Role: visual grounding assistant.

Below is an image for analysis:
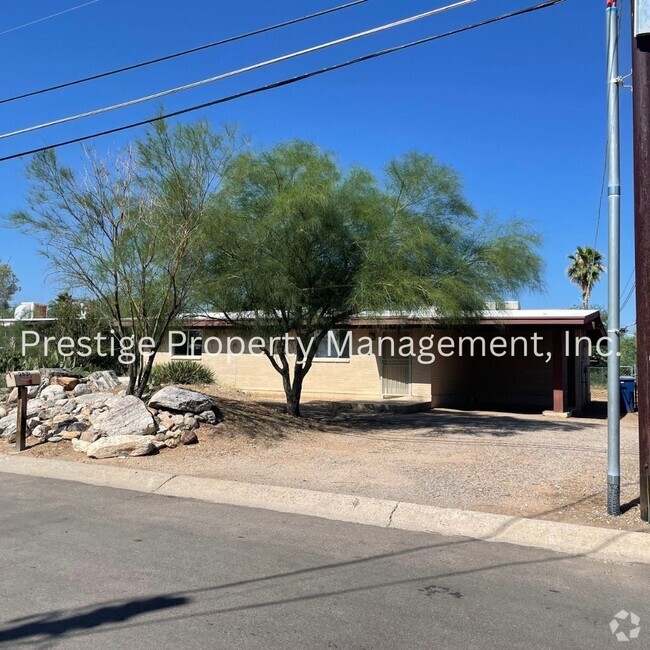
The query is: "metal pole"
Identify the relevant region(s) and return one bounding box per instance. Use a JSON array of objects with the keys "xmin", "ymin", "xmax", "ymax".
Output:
[
  {"xmin": 606, "ymin": 0, "xmax": 622, "ymax": 516},
  {"xmin": 632, "ymin": 0, "xmax": 650, "ymax": 523}
]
